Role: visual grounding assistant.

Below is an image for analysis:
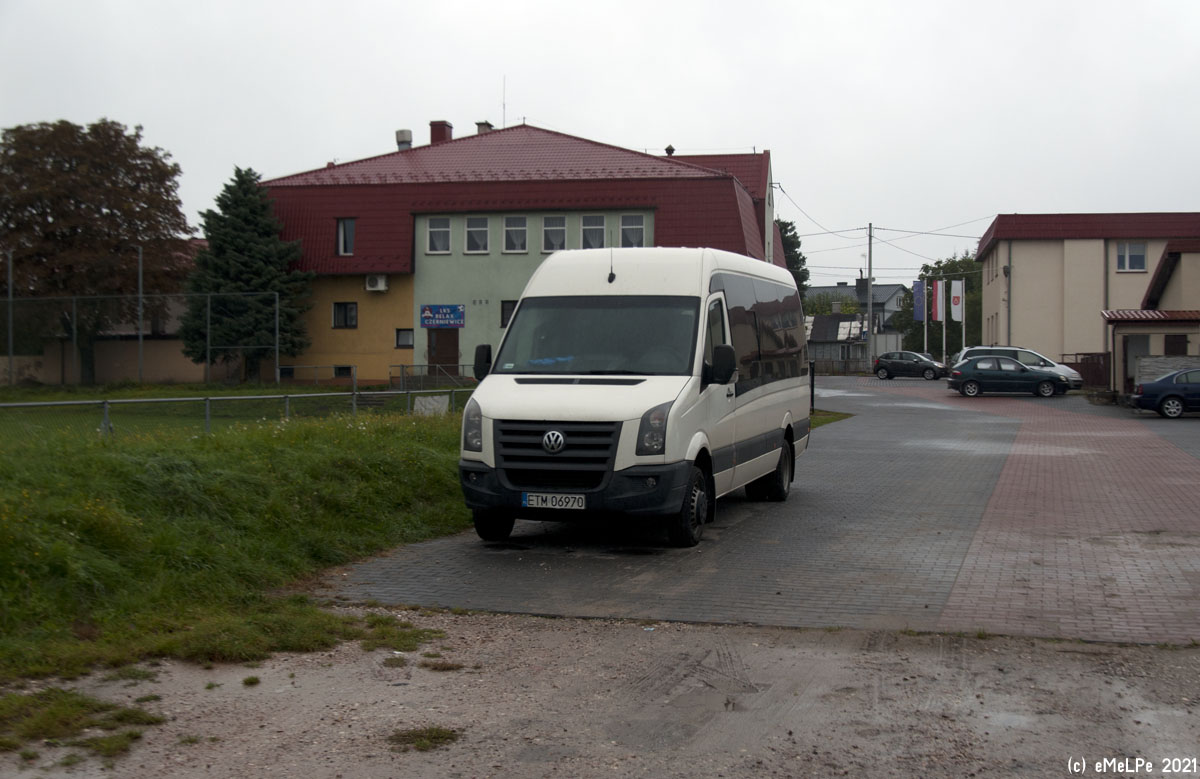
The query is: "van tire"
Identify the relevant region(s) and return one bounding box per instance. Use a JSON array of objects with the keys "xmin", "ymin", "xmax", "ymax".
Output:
[
  {"xmin": 473, "ymin": 510, "xmax": 515, "ymax": 542},
  {"xmin": 747, "ymin": 442, "xmax": 793, "ymax": 502},
  {"xmin": 666, "ymin": 465, "xmax": 709, "ymax": 547}
]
